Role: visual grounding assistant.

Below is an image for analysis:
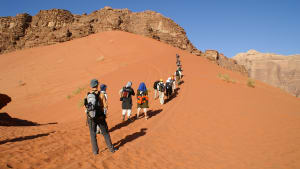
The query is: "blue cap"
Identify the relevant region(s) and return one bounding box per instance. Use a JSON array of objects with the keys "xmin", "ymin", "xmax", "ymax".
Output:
[{"xmin": 100, "ymin": 84, "xmax": 107, "ymax": 91}]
